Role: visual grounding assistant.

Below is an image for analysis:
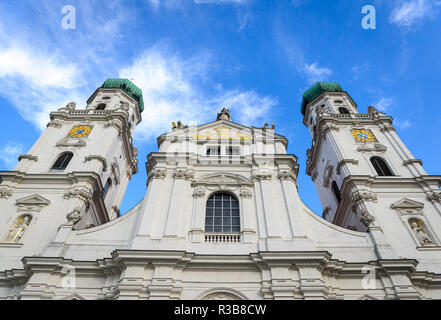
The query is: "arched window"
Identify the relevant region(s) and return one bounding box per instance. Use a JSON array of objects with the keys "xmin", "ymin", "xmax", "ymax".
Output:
[
  {"xmin": 96, "ymin": 103, "xmax": 106, "ymax": 110},
  {"xmin": 102, "ymin": 178, "xmax": 112, "ymax": 199},
  {"xmin": 52, "ymin": 152, "xmax": 73, "ymax": 170},
  {"xmin": 338, "ymin": 107, "xmax": 350, "ymax": 114},
  {"xmin": 370, "ymin": 157, "xmax": 394, "ymax": 176},
  {"xmin": 332, "ymin": 181, "xmax": 342, "ymax": 204},
  {"xmin": 205, "ymin": 193, "xmax": 240, "ymax": 233}
]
